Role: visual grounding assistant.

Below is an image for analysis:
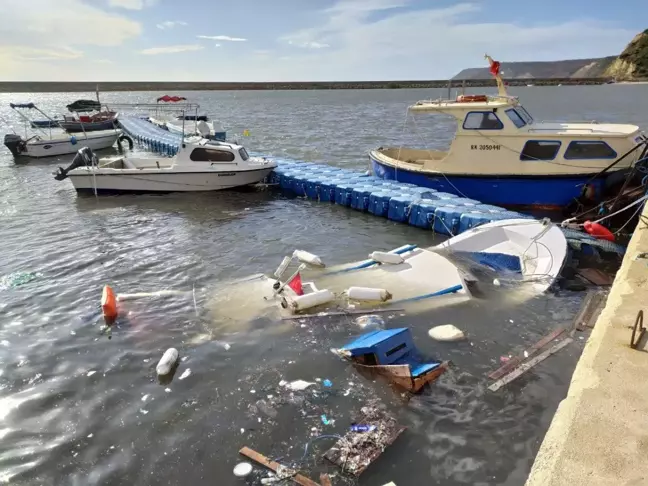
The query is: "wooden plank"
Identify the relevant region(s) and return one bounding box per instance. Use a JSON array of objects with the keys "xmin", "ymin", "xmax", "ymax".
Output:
[
  {"xmin": 282, "ymin": 308, "xmax": 404, "ymax": 320},
  {"xmin": 572, "ymin": 289, "xmax": 608, "ymax": 331},
  {"xmin": 239, "ymin": 446, "xmax": 321, "ymax": 486},
  {"xmin": 488, "ymin": 327, "xmax": 566, "ymax": 380},
  {"xmin": 576, "ymin": 268, "xmax": 614, "ymax": 286},
  {"xmin": 488, "ymin": 338, "xmax": 573, "ymax": 392},
  {"xmin": 319, "ymin": 474, "xmax": 332, "ymax": 486}
]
